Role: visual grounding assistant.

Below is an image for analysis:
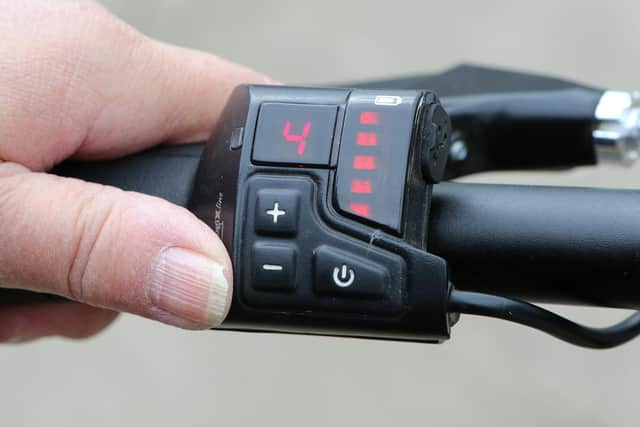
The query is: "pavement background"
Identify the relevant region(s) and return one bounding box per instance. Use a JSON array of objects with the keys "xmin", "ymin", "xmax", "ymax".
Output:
[{"xmin": 2, "ymin": 1, "xmax": 640, "ymax": 426}]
